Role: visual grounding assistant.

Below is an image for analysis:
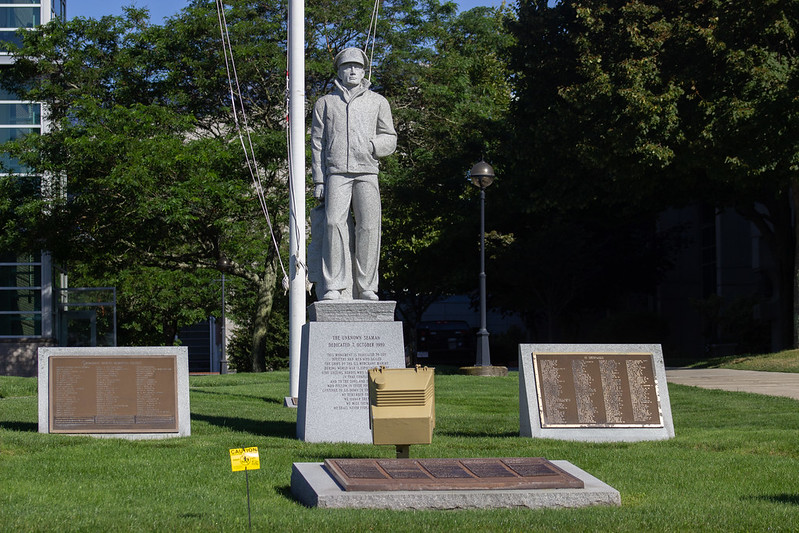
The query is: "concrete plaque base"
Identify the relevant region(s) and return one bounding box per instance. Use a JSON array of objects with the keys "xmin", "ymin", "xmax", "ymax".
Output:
[
  {"xmin": 459, "ymin": 365, "xmax": 509, "ymax": 377},
  {"xmin": 291, "ymin": 460, "xmax": 620, "ymax": 509},
  {"xmin": 38, "ymin": 347, "xmax": 190, "ymax": 439},
  {"xmin": 519, "ymin": 344, "xmax": 675, "ymax": 442}
]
